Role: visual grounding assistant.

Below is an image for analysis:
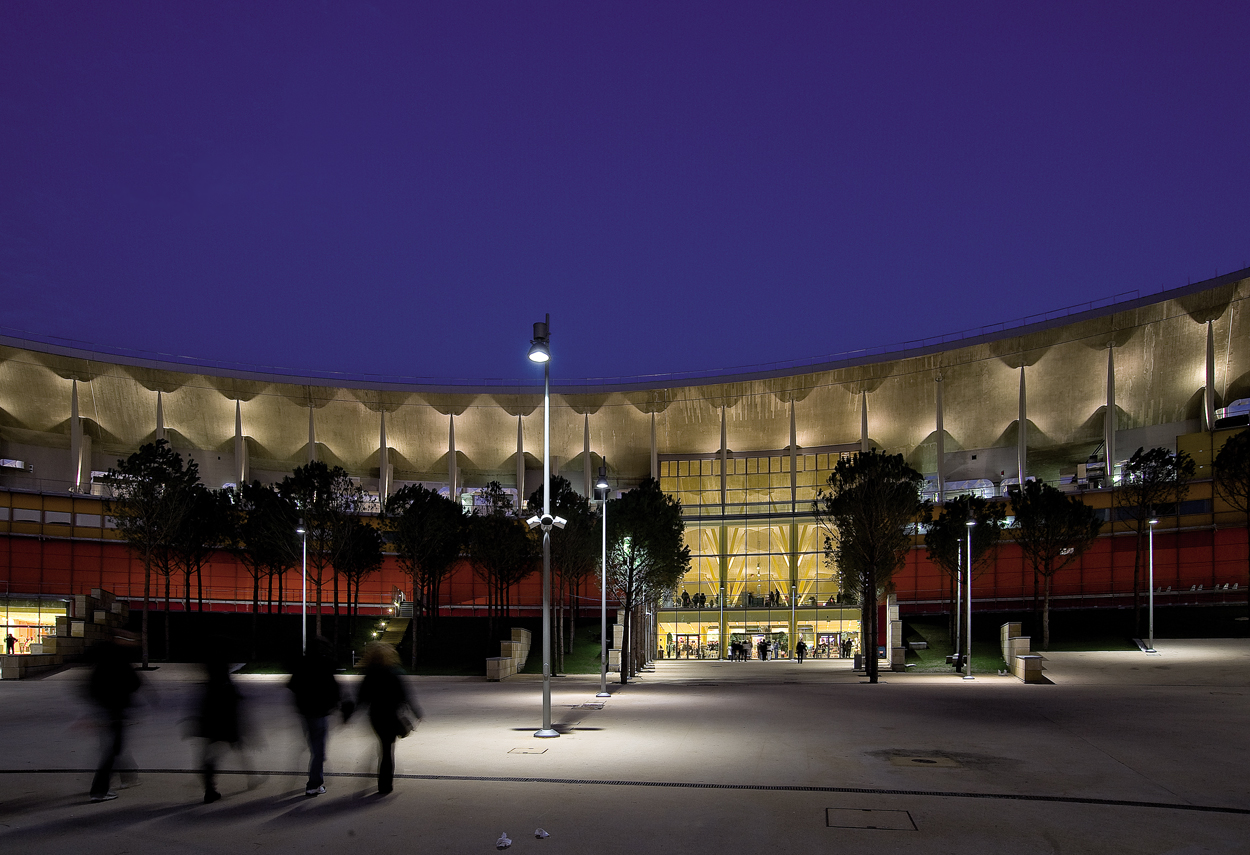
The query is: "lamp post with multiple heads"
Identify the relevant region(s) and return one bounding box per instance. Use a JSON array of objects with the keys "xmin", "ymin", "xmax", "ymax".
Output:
[
  {"xmin": 296, "ymin": 519, "xmax": 308, "ymax": 654},
  {"xmin": 1148, "ymin": 517, "xmax": 1159, "ymax": 652},
  {"xmin": 595, "ymin": 463, "xmax": 611, "ymax": 698},
  {"xmin": 964, "ymin": 518, "xmax": 976, "ymax": 680},
  {"xmin": 527, "ymin": 316, "xmax": 564, "ymax": 738}
]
